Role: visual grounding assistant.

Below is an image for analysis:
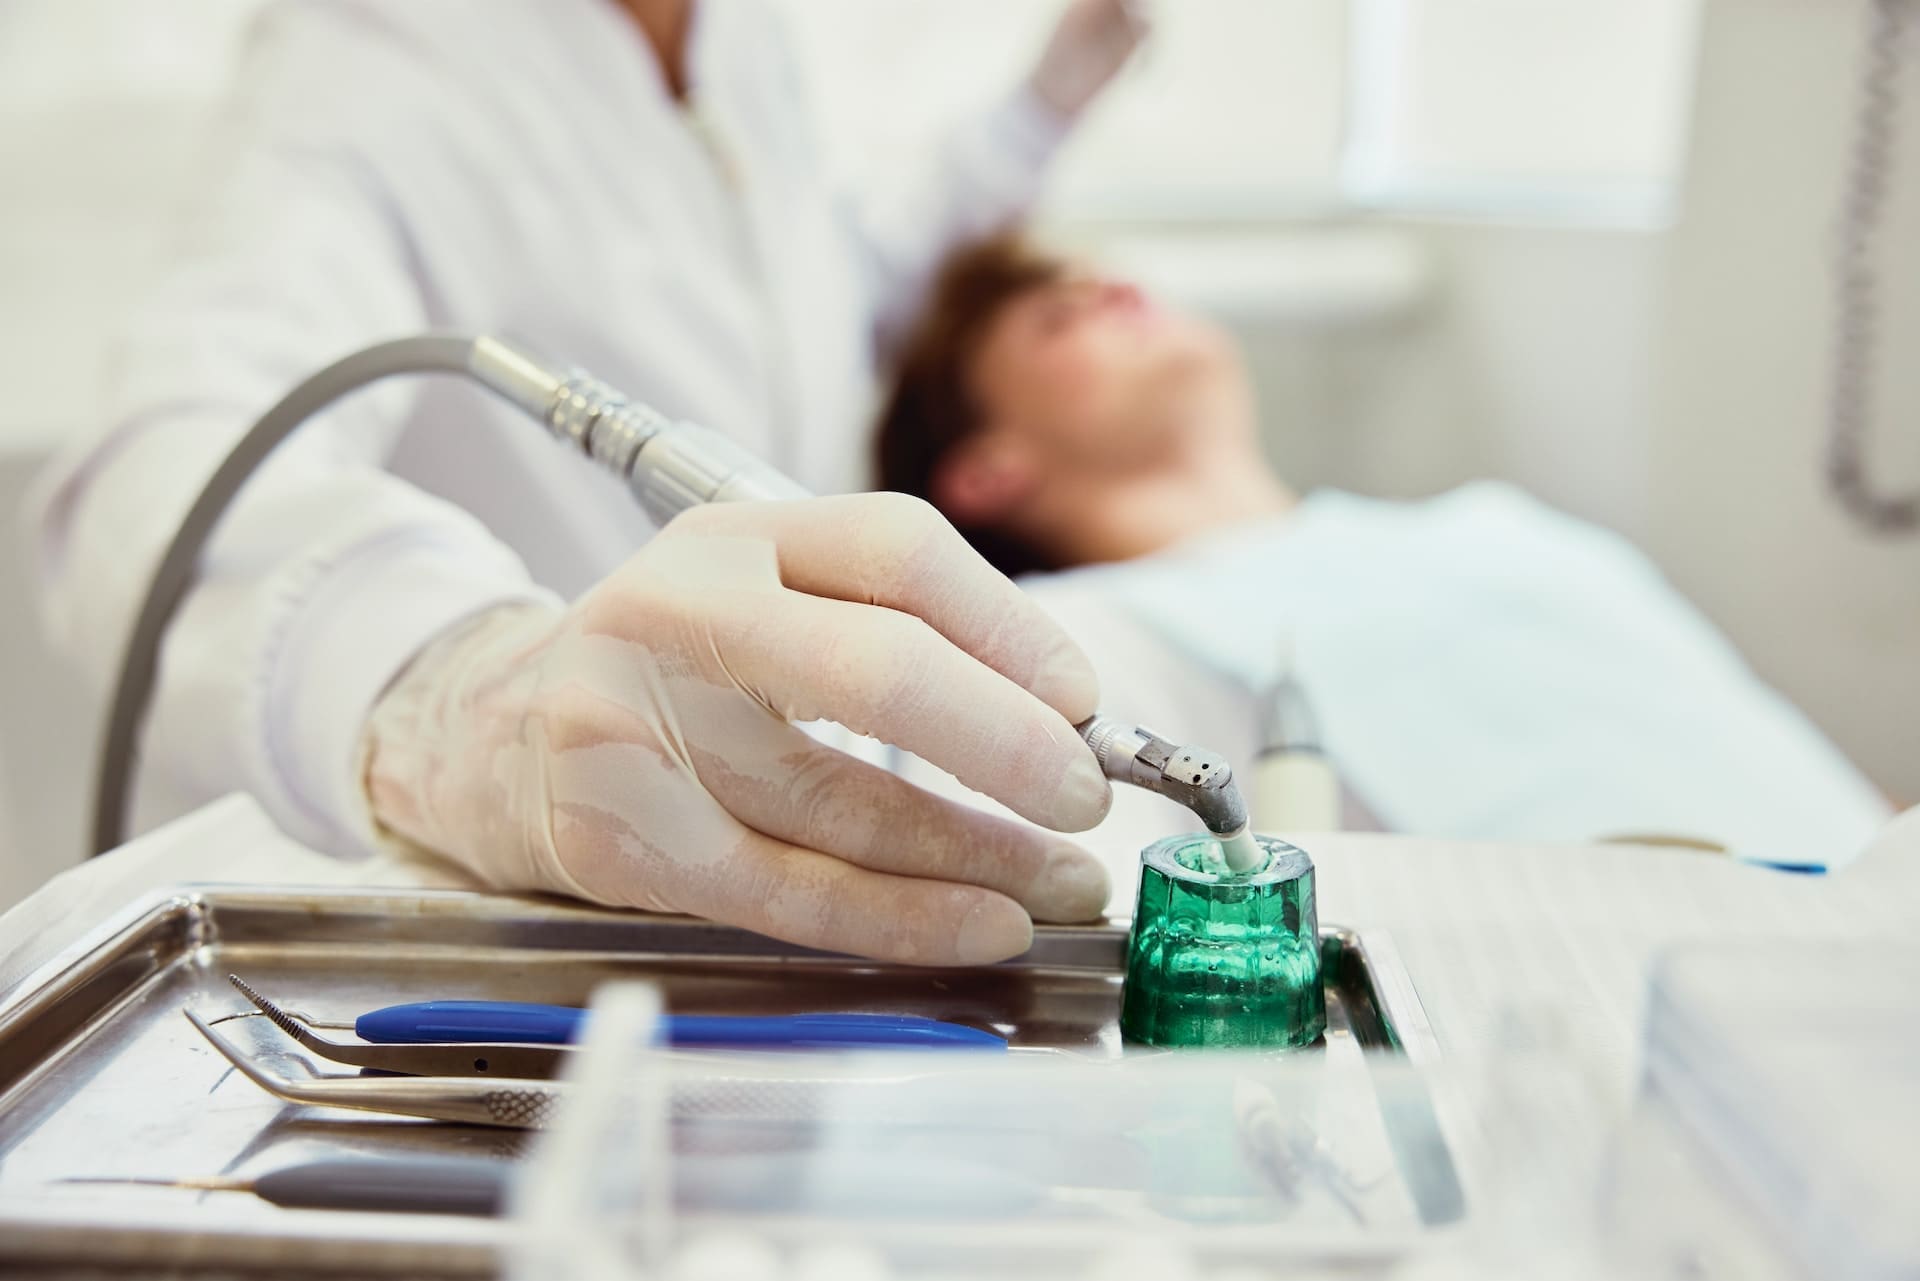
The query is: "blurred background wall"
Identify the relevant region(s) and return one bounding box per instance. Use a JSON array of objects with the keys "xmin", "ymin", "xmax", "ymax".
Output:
[
  {"xmin": 0, "ymin": 0, "xmax": 262, "ymax": 908},
  {"xmin": 1650, "ymin": 0, "xmax": 1920, "ymax": 826},
  {"xmin": 0, "ymin": 0, "xmax": 1914, "ymax": 910}
]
